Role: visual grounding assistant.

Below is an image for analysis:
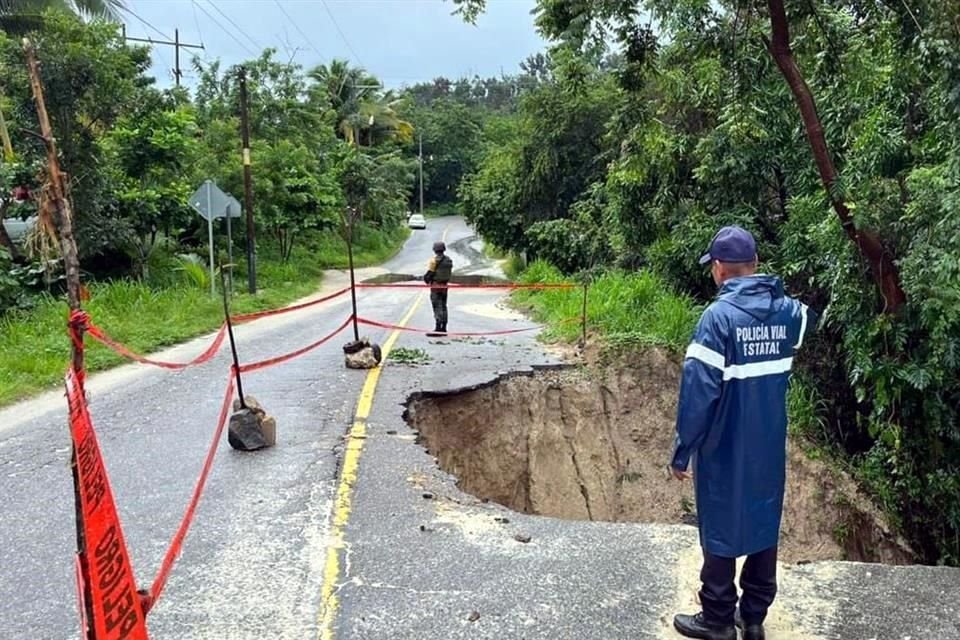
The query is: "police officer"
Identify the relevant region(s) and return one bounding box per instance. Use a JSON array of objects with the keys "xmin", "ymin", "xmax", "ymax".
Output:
[
  {"xmin": 671, "ymin": 226, "xmax": 816, "ymax": 640},
  {"xmin": 424, "ymin": 241, "xmax": 453, "ymax": 334}
]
